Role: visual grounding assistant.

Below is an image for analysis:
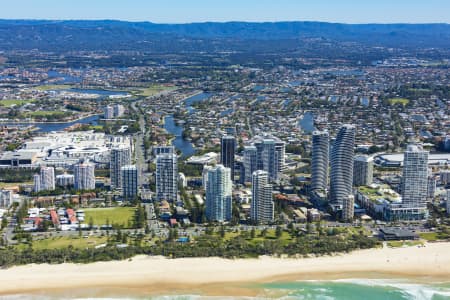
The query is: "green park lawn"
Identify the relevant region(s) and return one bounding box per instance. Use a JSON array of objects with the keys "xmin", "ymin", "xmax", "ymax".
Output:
[
  {"xmin": 134, "ymin": 85, "xmax": 176, "ymax": 97},
  {"xmin": 387, "ymin": 240, "xmax": 423, "ymax": 248},
  {"xmin": 388, "ymin": 98, "xmax": 409, "ymax": 106},
  {"xmin": 30, "ymin": 235, "xmax": 108, "ymax": 250},
  {"xmin": 0, "ymin": 99, "xmax": 35, "ymax": 107},
  {"xmin": 26, "ymin": 111, "xmax": 68, "ymax": 117},
  {"xmin": 35, "ymin": 84, "xmax": 73, "ymax": 91},
  {"xmin": 419, "ymin": 232, "xmax": 439, "ymax": 241},
  {"xmin": 83, "ymin": 207, "xmax": 135, "ymax": 228}
]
